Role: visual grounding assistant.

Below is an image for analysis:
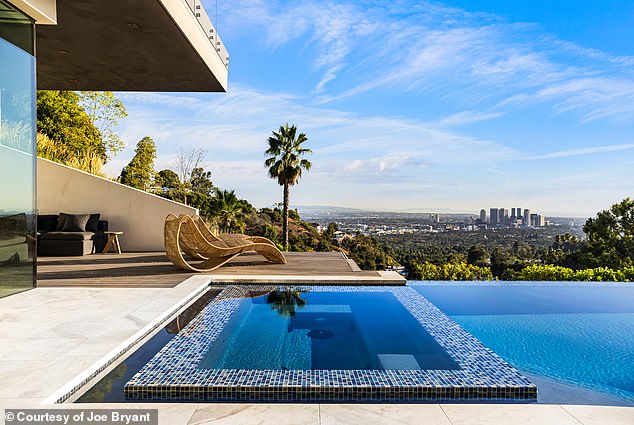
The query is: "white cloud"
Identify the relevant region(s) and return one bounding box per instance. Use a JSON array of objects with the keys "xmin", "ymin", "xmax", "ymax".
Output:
[
  {"xmin": 218, "ymin": 1, "xmax": 634, "ymax": 123},
  {"xmin": 522, "ymin": 143, "xmax": 634, "ymax": 160},
  {"xmin": 342, "ymin": 156, "xmax": 428, "ymax": 175},
  {"xmin": 435, "ymin": 110, "xmax": 505, "ymax": 127}
]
